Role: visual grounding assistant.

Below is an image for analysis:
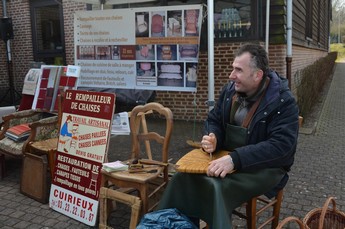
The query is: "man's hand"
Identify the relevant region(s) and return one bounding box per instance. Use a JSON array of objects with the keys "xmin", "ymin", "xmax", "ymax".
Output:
[
  {"xmin": 201, "ymin": 133, "xmax": 217, "ymax": 153},
  {"xmin": 207, "ymin": 155, "xmax": 234, "ymax": 178}
]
